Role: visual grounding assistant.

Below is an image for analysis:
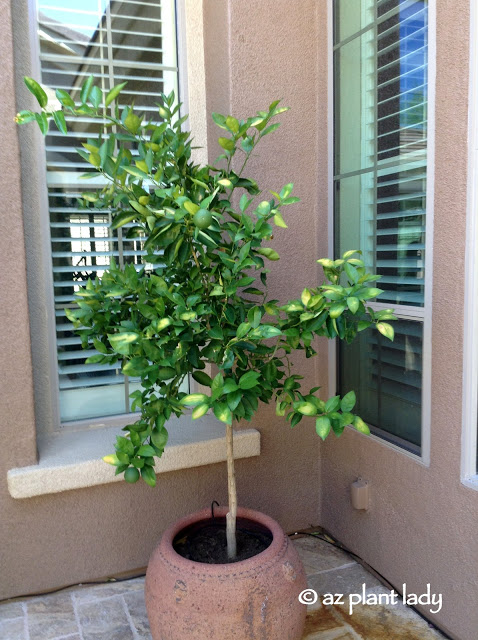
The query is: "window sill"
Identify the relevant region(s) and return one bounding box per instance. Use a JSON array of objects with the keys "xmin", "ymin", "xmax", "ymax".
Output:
[{"xmin": 7, "ymin": 416, "xmax": 260, "ymax": 499}]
